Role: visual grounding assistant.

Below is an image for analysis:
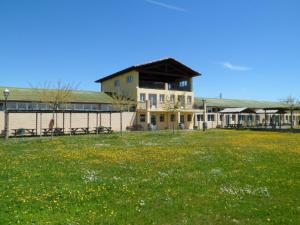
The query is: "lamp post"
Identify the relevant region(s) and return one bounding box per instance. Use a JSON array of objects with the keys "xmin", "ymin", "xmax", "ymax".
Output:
[{"xmin": 3, "ymin": 88, "xmax": 10, "ymax": 140}]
